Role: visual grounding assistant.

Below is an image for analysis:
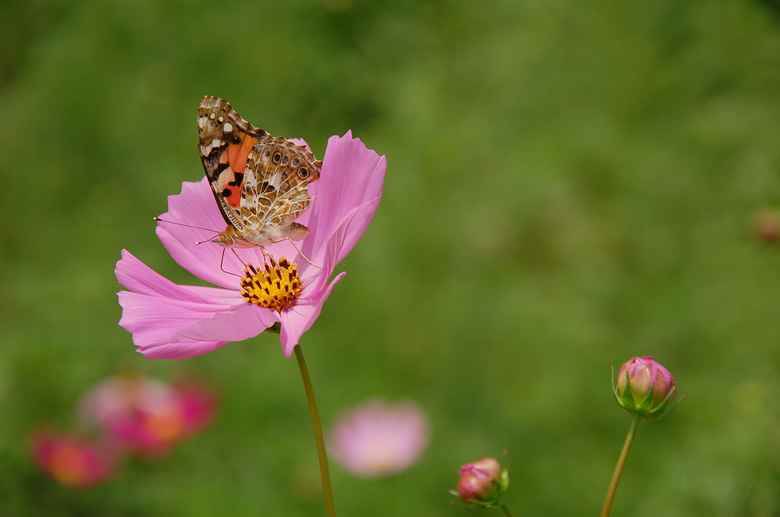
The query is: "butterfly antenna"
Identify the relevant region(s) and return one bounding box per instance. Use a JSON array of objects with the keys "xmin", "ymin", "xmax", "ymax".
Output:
[
  {"xmin": 155, "ymin": 217, "xmax": 222, "ymax": 245},
  {"xmin": 155, "ymin": 217, "xmax": 217, "ymax": 233}
]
